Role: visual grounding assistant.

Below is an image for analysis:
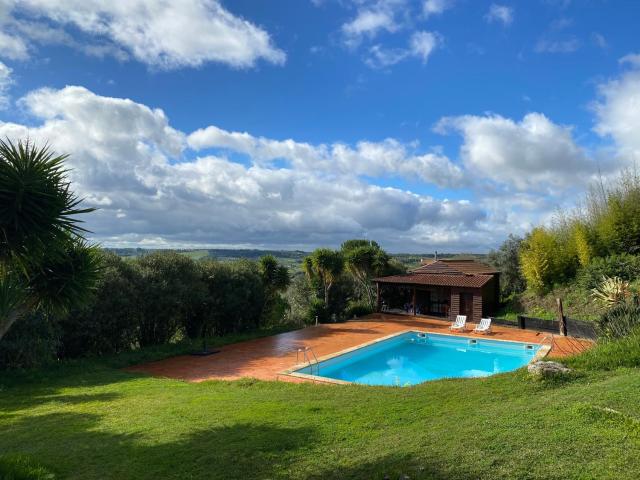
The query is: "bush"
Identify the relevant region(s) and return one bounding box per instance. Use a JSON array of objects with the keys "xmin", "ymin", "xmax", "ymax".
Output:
[
  {"xmin": 487, "ymin": 234, "xmax": 526, "ymax": 296},
  {"xmin": 58, "ymin": 253, "xmax": 140, "ymax": 358},
  {"xmin": 136, "ymin": 252, "xmax": 206, "ymax": 346},
  {"xmin": 576, "ymin": 253, "xmax": 640, "ymax": 290},
  {"xmin": 0, "ymin": 454, "xmax": 55, "ymax": 479},
  {"xmin": 306, "ymin": 297, "xmax": 329, "ymax": 324},
  {"xmin": 520, "ymin": 227, "xmax": 577, "ymax": 293},
  {"xmin": 597, "ymin": 297, "xmax": 640, "ymax": 339},
  {"xmin": 0, "ymin": 312, "xmax": 59, "ymax": 369},
  {"xmin": 198, "ymin": 260, "xmax": 265, "ymax": 336},
  {"xmin": 345, "ymin": 301, "xmax": 373, "ymax": 319}
]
